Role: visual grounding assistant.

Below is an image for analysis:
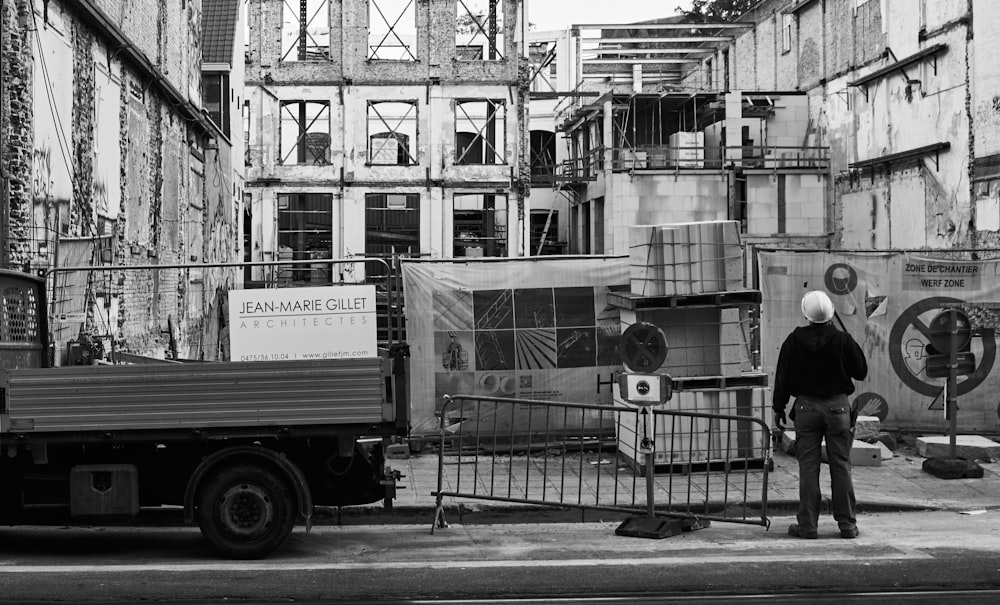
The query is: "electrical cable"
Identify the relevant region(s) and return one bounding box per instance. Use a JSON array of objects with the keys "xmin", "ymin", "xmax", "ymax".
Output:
[{"xmin": 32, "ymin": 9, "xmax": 100, "ymax": 240}]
